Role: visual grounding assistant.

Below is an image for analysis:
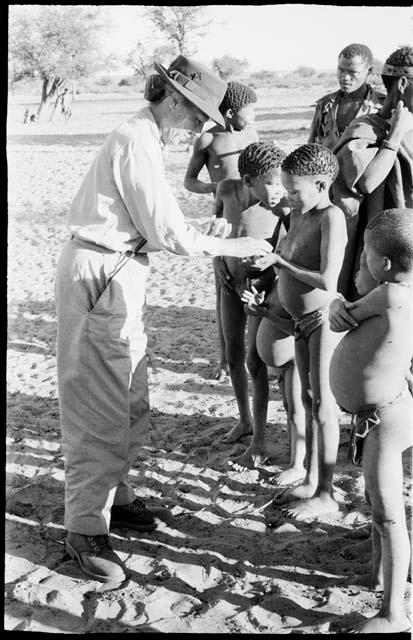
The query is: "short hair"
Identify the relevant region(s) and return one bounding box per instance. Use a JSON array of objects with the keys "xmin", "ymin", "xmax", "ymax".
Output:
[
  {"xmin": 381, "ymin": 46, "xmax": 413, "ymax": 91},
  {"xmin": 238, "ymin": 141, "xmax": 286, "ymax": 178},
  {"xmin": 144, "ymin": 74, "xmax": 167, "ymax": 102},
  {"xmin": 281, "ymin": 143, "xmax": 339, "ymax": 182},
  {"xmin": 219, "ymin": 81, "xmax": 257, "ymax": 116},
  {"xmin": 339, "ymin": 43, "xmax": 373, "ymax": 67},
  {"xmin": 365, "ymin": 208, "xmax": 413, "ymax": 272}
]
